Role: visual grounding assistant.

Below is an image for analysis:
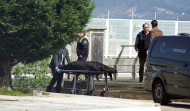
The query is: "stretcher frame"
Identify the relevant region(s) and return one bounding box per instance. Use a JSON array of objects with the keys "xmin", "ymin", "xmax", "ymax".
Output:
[{"xmin": 60, "ymin": 70, "xmax": 109, "ymax": 96}]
